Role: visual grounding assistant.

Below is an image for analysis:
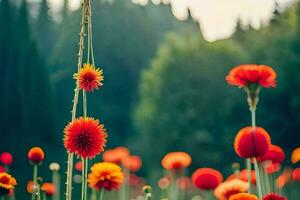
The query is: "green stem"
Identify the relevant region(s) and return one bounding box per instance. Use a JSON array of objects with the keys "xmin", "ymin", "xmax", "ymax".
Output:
[
  {"xmin": 81, "ymin": 158, "xmax": 85, "ymax": 200},
  {"xmin": 42, "ymin": 192, "xmax": 46, "ymax": 200},
  {"xmin": 254, "ymin": 158, "xmax": 263, "ymax": 200},
  {"xmin": 246, "ymin": 158, "xmax": 252, "ymax": 194},
  {"xmin": 32, "ymin": 165, "xmax": 38, "ymax": 200},
  {"xmin": 99, "ymin": 189, "xmax": 104, "ymax": 200},
  {"xmin": 84, "ymin": 158, "xmax": 88, "ymax": 200}
]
